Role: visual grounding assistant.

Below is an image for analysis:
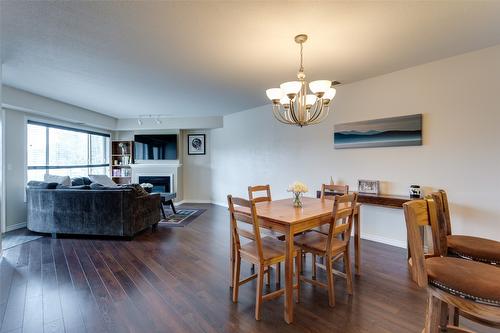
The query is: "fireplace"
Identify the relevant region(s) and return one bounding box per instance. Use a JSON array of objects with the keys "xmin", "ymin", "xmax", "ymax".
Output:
[{"xmin": 138, "ymin": 176, "xmax": 172, "ymax": 193}]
